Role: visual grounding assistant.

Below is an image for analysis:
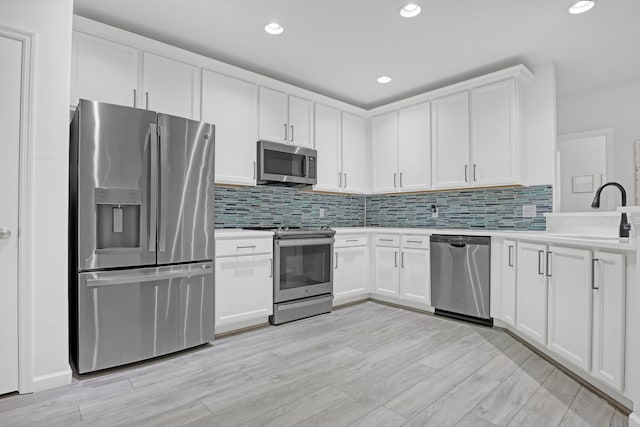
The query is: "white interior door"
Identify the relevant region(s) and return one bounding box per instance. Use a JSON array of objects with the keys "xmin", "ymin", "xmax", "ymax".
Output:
[
  {"xmin": 557, "ymin": 133, "xmax": 608, "ymax": 212},
  {"xmin": 0, "ymin": 32, "xmax": 21, "ymax": 395}
]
